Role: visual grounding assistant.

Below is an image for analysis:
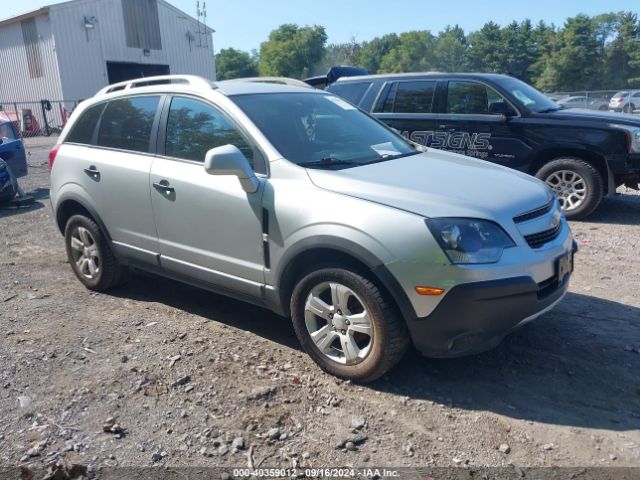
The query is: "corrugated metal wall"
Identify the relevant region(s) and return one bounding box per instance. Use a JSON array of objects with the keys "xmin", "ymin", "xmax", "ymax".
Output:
[
  {"xmin": 0, "ymin": 13, "xmax": 64, "ymax": 102},
  {"xmin": 0, "ymin": 0, "xmax": 215, "ymax": 105},
  {"xmin": 51, "ymin": 0, "xmax": 215, "ymax": 100}
]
